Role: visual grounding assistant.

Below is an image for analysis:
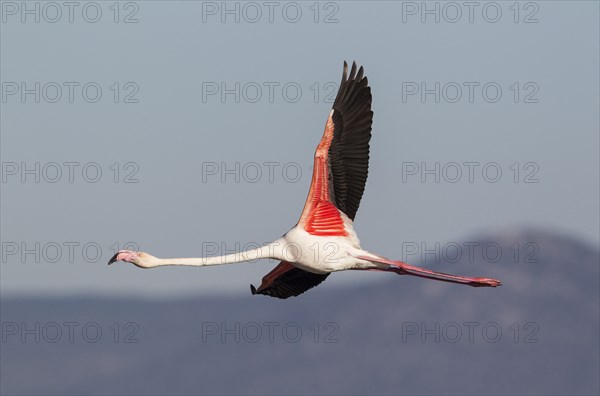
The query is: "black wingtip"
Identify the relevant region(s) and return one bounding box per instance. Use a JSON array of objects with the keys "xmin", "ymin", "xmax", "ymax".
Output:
[
  {"xmin": 356, "ymin": 66, "xmax": 364, "ymax": 80},
  {"xmin": 342, "ymin": 61, "xmax": 367, "ymax": 83},
  {"xmin": 107, "ymin": 252, "xmax": 119, "ymax": 265},
  {"xmin": 349, "ymin": 61, "xmax": 357, "ymax": 80}
]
